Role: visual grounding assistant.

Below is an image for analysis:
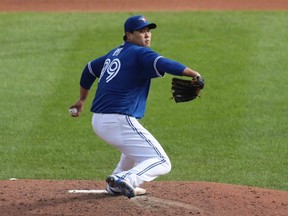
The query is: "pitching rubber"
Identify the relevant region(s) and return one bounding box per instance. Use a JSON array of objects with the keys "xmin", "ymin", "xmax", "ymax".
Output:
[{"xmin": 68, "ymin": 189, "xmax": 108, "ymax": 194}]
